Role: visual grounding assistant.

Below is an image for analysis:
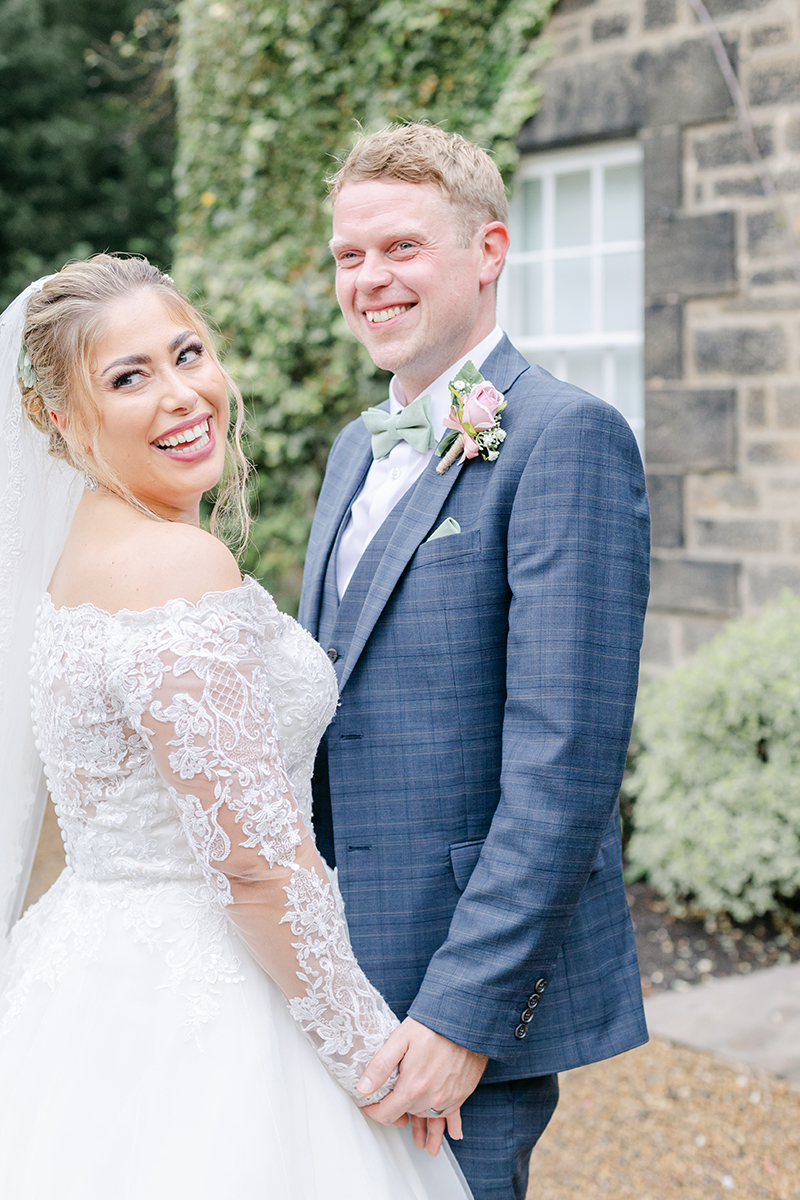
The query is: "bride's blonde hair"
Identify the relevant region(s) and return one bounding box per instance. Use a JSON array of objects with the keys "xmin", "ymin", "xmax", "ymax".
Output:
[{"xmin": 20, "ymin": 254, "xmax": 250, "ymax": 553}]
